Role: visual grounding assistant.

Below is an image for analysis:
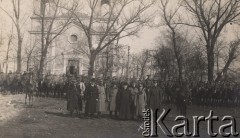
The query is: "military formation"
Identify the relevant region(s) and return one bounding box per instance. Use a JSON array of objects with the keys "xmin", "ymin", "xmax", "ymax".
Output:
[{"xmin": 0, "ymin": 71, "xmax": 240, "ymax": 120}]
